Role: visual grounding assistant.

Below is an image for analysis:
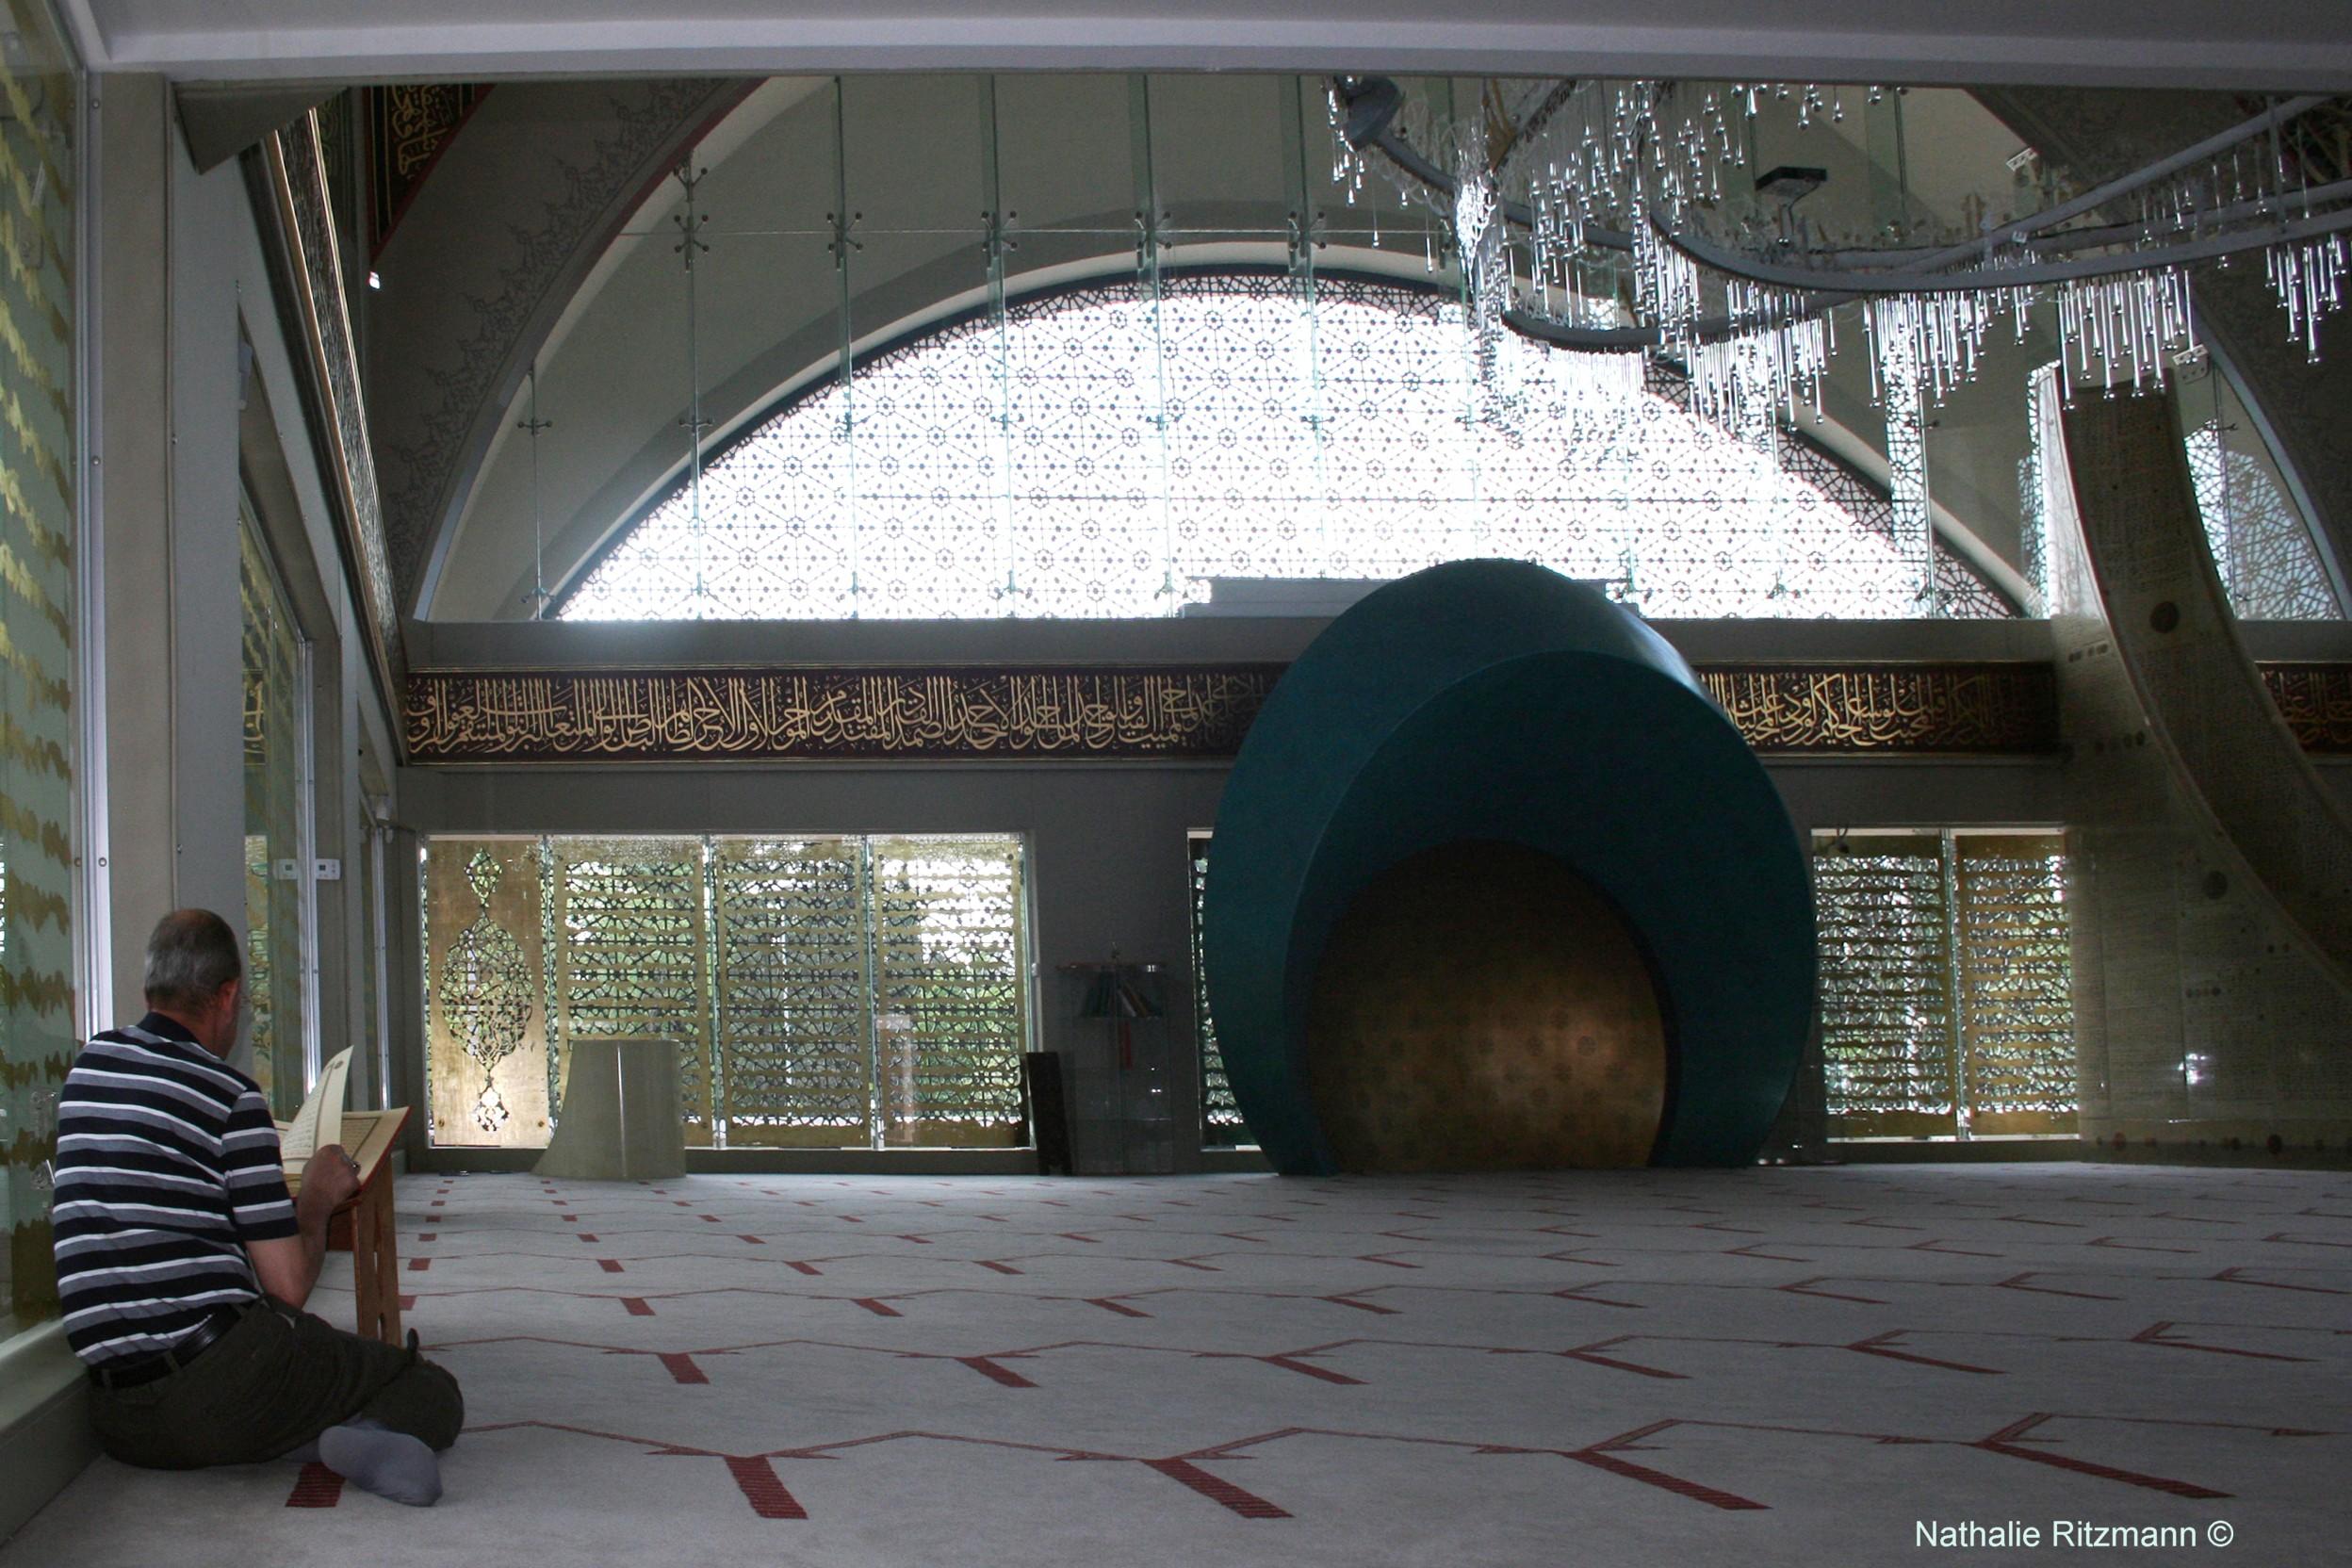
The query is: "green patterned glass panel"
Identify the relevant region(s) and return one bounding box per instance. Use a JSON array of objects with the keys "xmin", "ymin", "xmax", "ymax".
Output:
[
  {"xmin": 1814, "ymin": 836, "xmax": 1957, "ymax": 1140},
  {"xmin": 551, "ymin": 838, "xmax": 710, "ymax": 1139},
  {"xmin": 713, "ymin": 839, "xmax": 870, "ymax": 1147},
  {"xmin": 0, "ymin": 0, "xmax": 78, "ymax": 1342},
  {"xmin": 1952, "ymin": 835, "xmax": 2078, "ymax": 1136}
]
